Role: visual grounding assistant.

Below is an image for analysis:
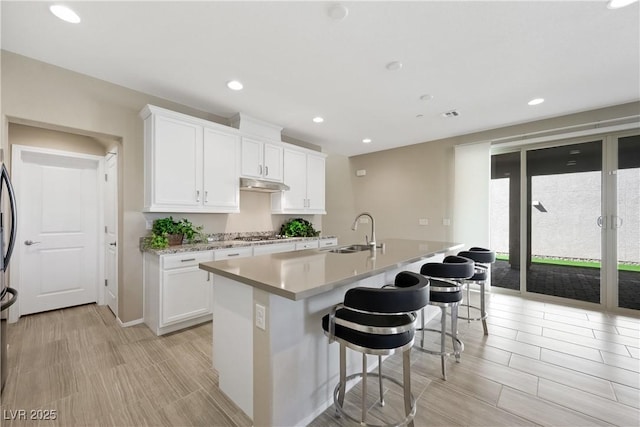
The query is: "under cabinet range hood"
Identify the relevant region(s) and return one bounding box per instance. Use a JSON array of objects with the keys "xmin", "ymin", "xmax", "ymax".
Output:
[{"xmin": 239, "ymin": 177, "xmax": 290, "ymax": 193}]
